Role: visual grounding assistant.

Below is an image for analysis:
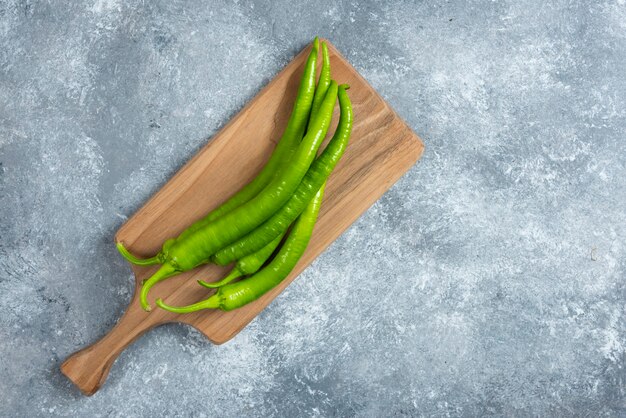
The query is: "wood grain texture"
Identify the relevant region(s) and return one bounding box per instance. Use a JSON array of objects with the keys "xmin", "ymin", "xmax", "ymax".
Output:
[{"xmin": 61, "ymin": 40, "xmax": 424, "ymax": 396}]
